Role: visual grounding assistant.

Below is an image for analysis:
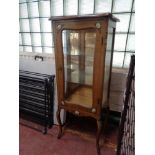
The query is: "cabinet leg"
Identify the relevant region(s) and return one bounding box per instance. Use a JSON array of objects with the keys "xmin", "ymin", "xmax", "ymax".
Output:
[
  {"xmin": 43, "ymin": 127, "xmax": 47, "ymax": 134},
  {"xmin": 96, "ymin": 120, "xmax": 102, "ymax": 155},
  {"xmin": 56, "ymin": 108, "xmax": 63, "ymax": 139},
  {"xmin": 103, "ymin": 107, "xmax": 110, "ymax": 133}
]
